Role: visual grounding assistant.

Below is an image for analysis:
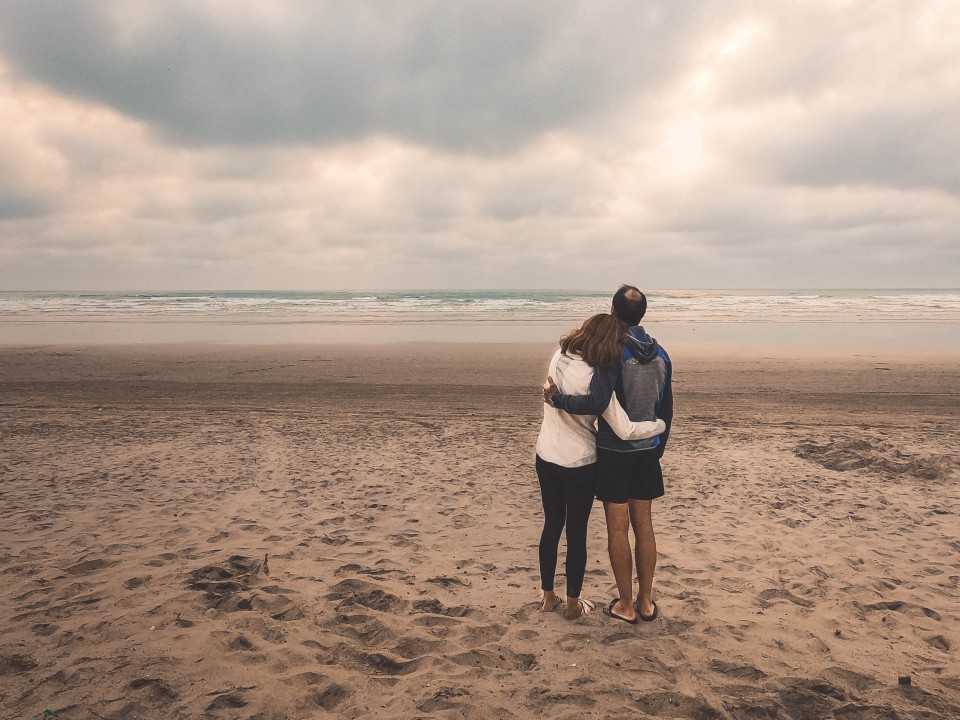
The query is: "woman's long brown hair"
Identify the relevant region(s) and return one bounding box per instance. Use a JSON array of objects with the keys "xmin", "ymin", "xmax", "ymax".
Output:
[{"xmin": 560, "ymin": 313, "xmax": 627, "ymax": 369}]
